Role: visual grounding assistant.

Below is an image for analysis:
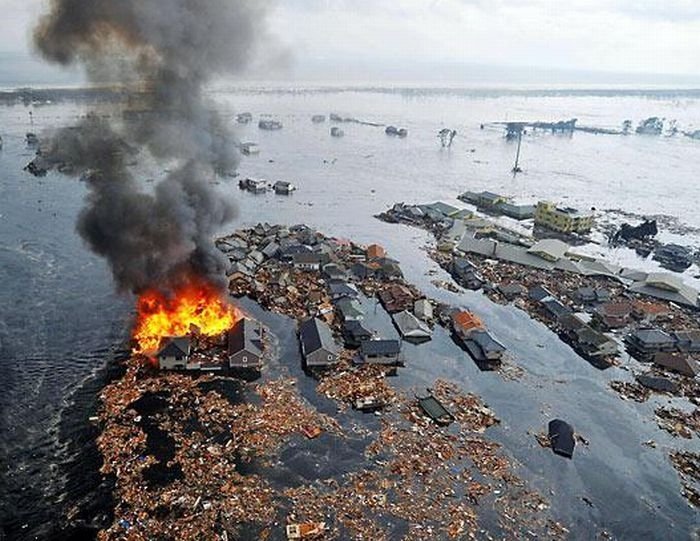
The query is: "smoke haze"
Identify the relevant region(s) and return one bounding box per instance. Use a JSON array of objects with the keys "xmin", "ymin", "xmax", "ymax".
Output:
[{"xmin": 33, "ymin": 0, "xmax": 272, "ymax": 292}]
